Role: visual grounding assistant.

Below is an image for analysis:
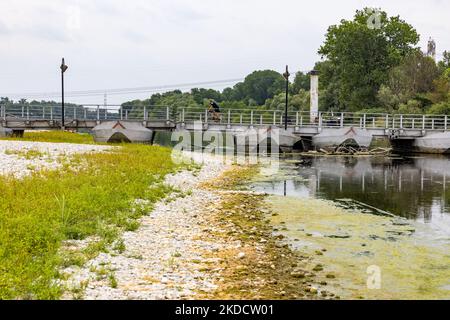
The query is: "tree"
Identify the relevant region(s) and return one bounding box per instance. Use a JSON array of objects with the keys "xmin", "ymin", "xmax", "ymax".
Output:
[
  {"xmin": 438, "ymin": 51, "xmax": 450, "ymax": 72},
  {"xmin": 428, "ymin": 101, "xmax": 450, "ymax": 115},
  {"xmin": 190, "ymin": 88, "xmax": 222, "ymax": 104},
  {"xmin": 291, "ymin": 71, "xmax": 310, "ymax": 94},
  {"xmin": 1, "ymin": 97, "xmax": 11, "ymax": 104},
  {"xmin": 388, "ymin": 51, "xmax": 439, "ymax": 97},
  {"xmin": 314, "ymin": 60, "xmax": 341, "ymax": 111},
  {"xmin": 398, "ymin": 99, "xmax": 423, "ymax": 114},
  {"xmin": 318, "ymin": 8, "xmax": 419, "ymax": 111},
  {"xmin": 427, "ymin": 73, "xmax": 450, "ymax": 104},
  {"xmin": 264, "ymin": 89, "xmax": 309, "ymax": 112},
  {"xmin": 237, "ymin": 70, "xmax": 285, "ymax": 105},
  {"xmin": 377, "ymin": 85, "xmax": 405, "ymax": 112}
]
